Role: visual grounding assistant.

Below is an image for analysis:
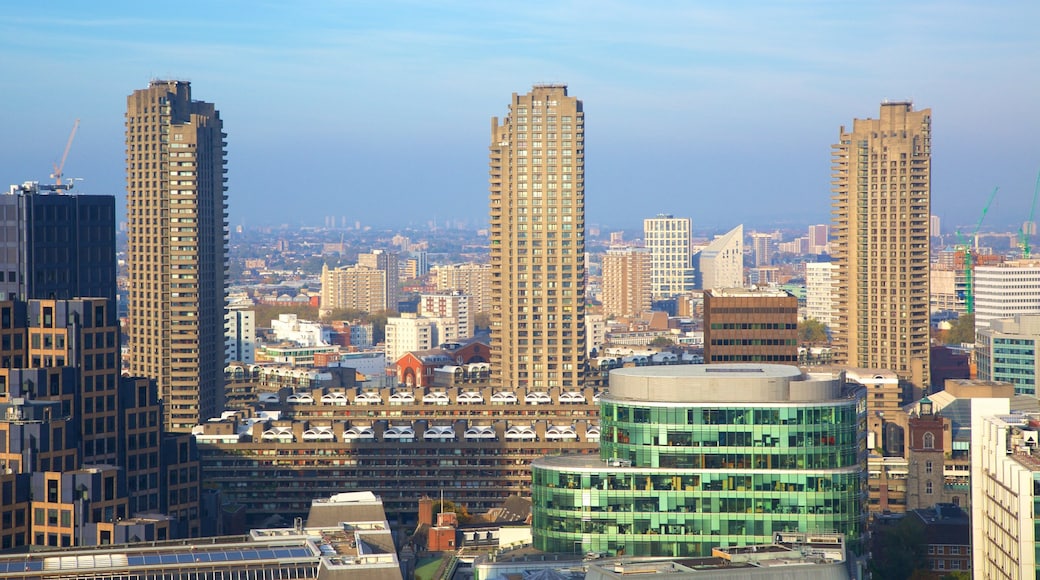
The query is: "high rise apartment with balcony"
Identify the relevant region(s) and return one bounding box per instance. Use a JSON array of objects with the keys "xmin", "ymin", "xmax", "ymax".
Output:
[
  {"xmin": 126, "ymin": 80, "xmax": 228, "ymax": 433},
  {"xmin": 831, "ymin": 102, "xmax": 931, "ymax": 391},
  {"xmin": 489, "ymin": 85, "xmax": 585, "ymax": 389}
]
